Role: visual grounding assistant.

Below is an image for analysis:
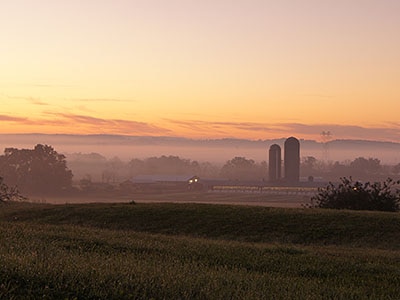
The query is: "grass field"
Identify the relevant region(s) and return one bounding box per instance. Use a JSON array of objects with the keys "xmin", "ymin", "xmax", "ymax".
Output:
[
  {"xmin": 1, "ymin": 199, "xmax": 400, "ymax": 299},
  {"xmin": 29, "ymin": 190, "xmax": 311, "ymax": 208}
]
